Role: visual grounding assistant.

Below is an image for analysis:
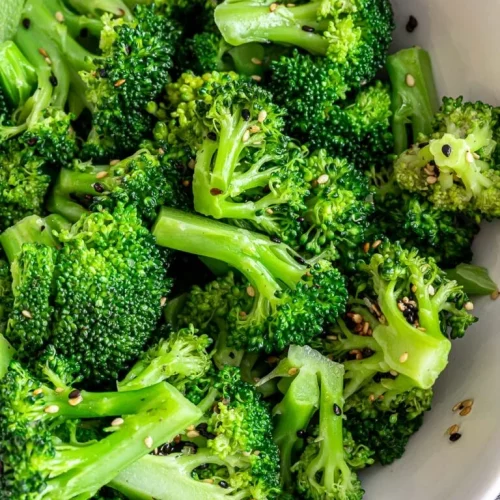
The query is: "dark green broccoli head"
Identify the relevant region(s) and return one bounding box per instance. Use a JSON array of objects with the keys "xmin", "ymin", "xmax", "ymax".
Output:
[{"xmin": 0, "ymin": 256, "xmax": 13, "ymax": 334}]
